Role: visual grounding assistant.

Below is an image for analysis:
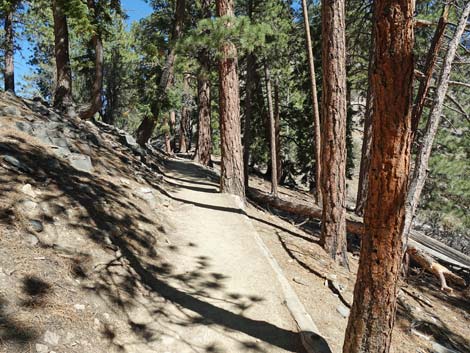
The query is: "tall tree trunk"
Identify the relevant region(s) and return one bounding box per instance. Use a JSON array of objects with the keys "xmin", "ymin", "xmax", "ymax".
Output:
[
  {"xmin": 274, "ymin": 77, "xmax": 282, "ymax": 183},
  {"xmin": 265, "ymin": 64, "xmax": 278, "ymax": 196},
  {"xmin": 217, "ymin": 0, "xmax": 245, "ymax": 199},
  {"xmin": 243, "ymin": 0, "xmax": 255, "ymax": 187},
  {"xmin": 135, "ymin": 0, "xmax": 185, "ymax": 146},
  {"xmin": 170, "ymin": 110, "xmax": 176, "ymax": 151},
  {"xmin": 52, "ymin": 0, "xmax": 73, "ymax": 109},
  {"xmin": 343, "ymin": 0, "xmax": 414, "ymax": 352},
  {"xmin": 194, "ymin": 58, "xmax": 212, "ymax": 165},
  {"xmin": 179, "ymin": 75, "xmax": 190, "ymax": 153},
  {"xmin": 301, "ymin": 0, "xmax": 322, "ymax": 205},
  {"xmin": 194, "ymin": 0, "xmax": 212, "ymax": 166},
  {"xmin": 179, "ymin": 108, "xmax": 189, "ymax": 152},
  {"xmin": 164, "ymin": 113, "xmax": 173, "ymax": 154},
  {"xmin": 355, "ymin": 29, "xmax": 374, "ymax": 216},
  {"xmin": 320, "ymin": 0, "xmax": 348, "ymax": 267},
  {"xmin": 402, "ymin": 2, "xmax": 470, "ymax": 246},
  {"xmin": 80, "ymin": 26, "xmax": 104, "ymax": 119},
  {"xmin": 4, "ymin": 5, "xmax": 15, "ymax": 92},
  {"xmin": 243, "ymin": 53, "xmax": 256, "ymax": 187},
  {"xmin": 411, "ymin": 4, "xmax": 449, "ymax": 135}
]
